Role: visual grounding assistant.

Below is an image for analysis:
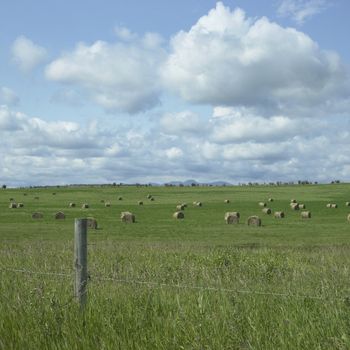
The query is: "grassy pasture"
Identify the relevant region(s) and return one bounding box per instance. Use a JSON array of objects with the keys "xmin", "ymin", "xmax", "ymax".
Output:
[{"xmin": 0, "ymin": 183, "xmax": 350, "ymax": 349}]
